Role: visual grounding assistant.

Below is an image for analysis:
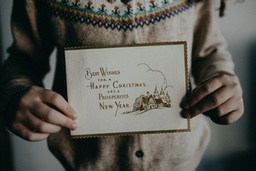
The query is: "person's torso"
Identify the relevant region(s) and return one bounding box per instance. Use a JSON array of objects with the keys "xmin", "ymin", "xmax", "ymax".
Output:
[{"xmin": 44, "ymin": 1, "xmax": 210, "ymax": 171}]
